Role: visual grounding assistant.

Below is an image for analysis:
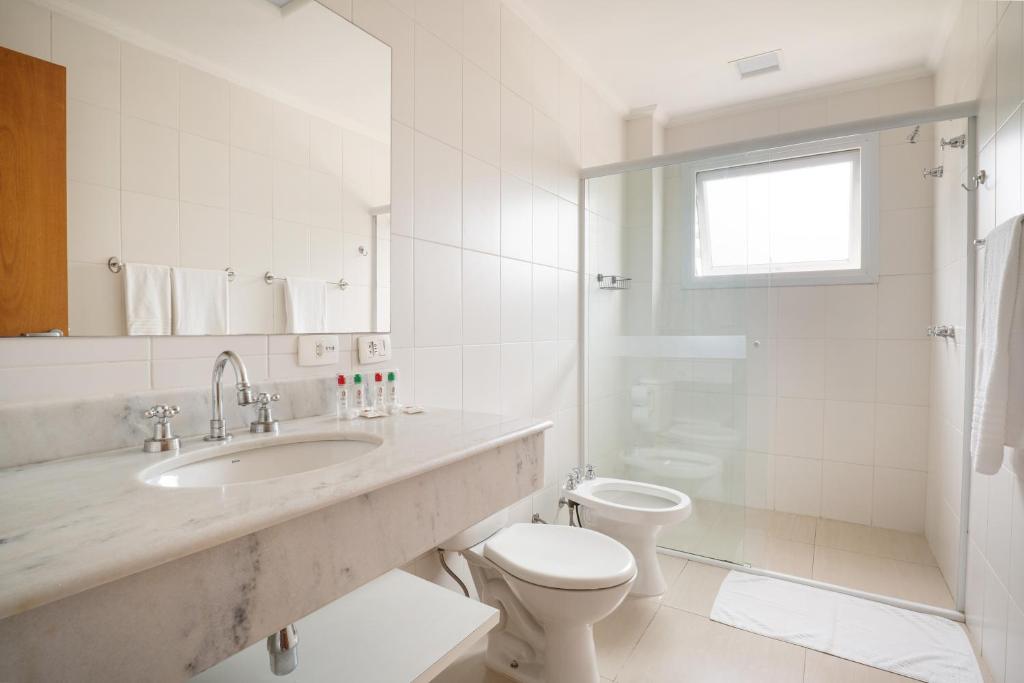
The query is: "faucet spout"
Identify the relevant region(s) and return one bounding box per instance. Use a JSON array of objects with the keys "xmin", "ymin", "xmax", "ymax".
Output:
[{"xmin": 205, "ymin": 350, "xmax": 255, "ymax": 442}]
